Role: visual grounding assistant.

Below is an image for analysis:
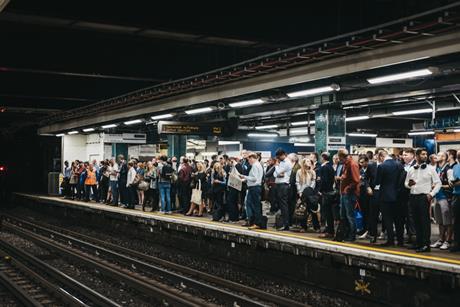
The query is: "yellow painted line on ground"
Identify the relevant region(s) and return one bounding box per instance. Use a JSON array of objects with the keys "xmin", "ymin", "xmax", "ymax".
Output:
[{"xmin": 26, "ymin": 195, "xmax": 460, "ymax": 266}]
